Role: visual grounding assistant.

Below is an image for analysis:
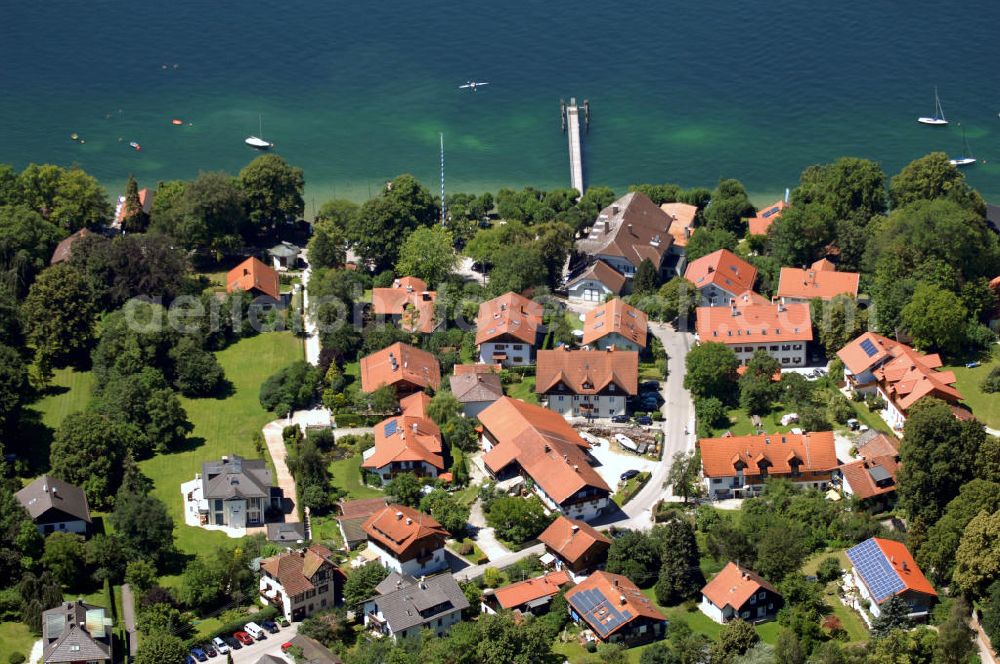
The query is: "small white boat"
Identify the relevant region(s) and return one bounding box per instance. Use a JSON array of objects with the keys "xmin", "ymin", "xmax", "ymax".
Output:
[
  {"xmin": 245, "ymin": 114, "xmax": 272, "ymax": 149},
  {"xmin": 917, "ymin": 87, "xmax": 948, "ymax": 125},
  {"xmin": 949, "ymin": 125, "xmax": 976, "ymax": 167}
]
